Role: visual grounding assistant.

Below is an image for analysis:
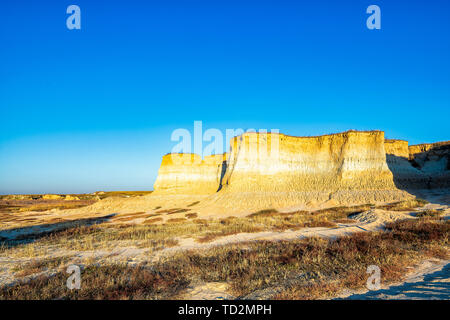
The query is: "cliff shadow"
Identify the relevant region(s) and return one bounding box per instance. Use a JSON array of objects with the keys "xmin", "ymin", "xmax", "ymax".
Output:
[
  {"xmin": 216, "ymin": 160, "xmax": 228, "ymax": 192},
  {"xmin": 386, "ymin": 154, "xmax": 433, "ymax": 199},
  {"xmin": 0, "ymin": 213, "xmax": 116, "ymax": 248}
]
